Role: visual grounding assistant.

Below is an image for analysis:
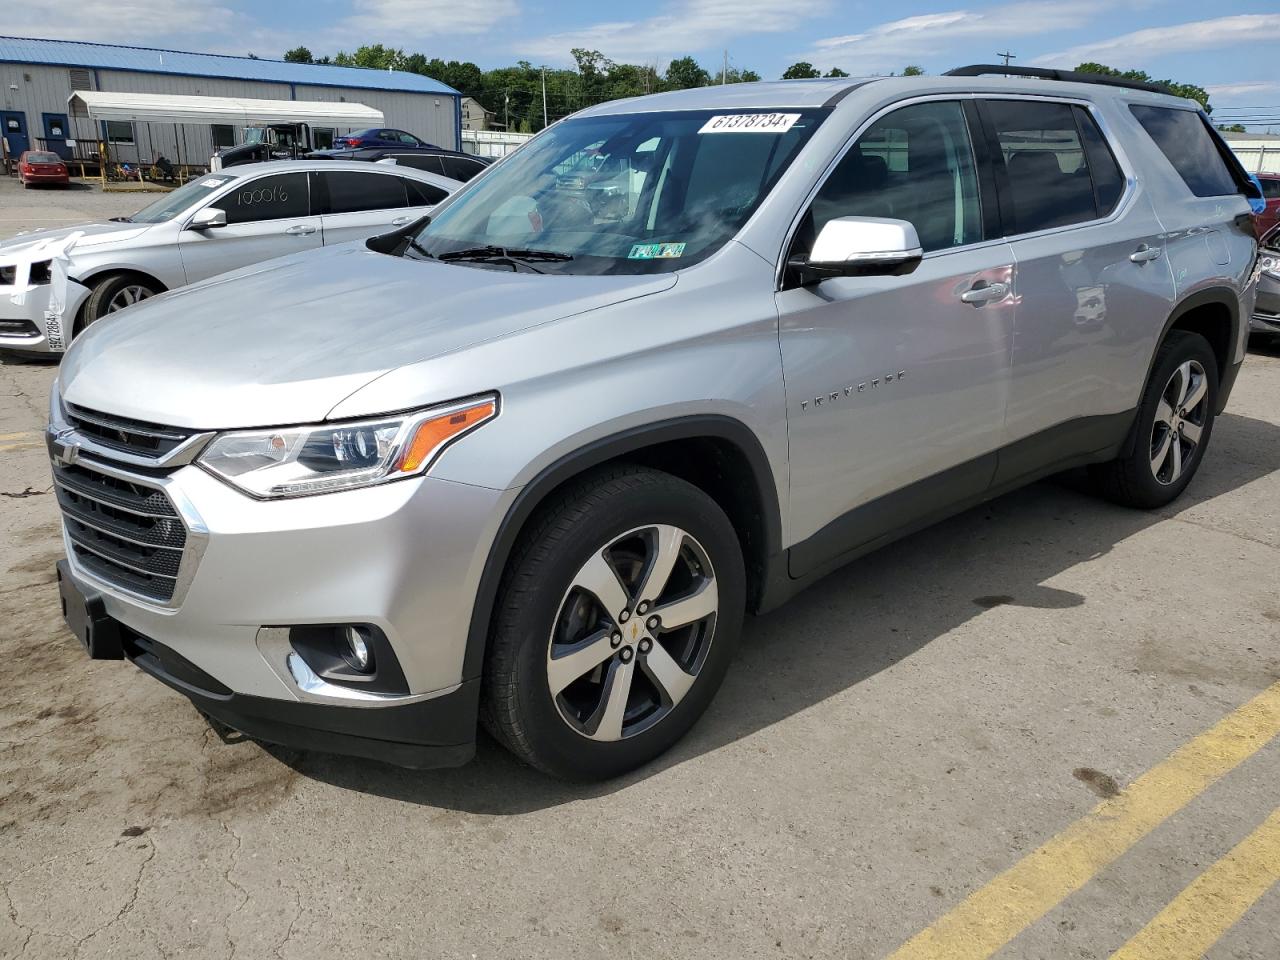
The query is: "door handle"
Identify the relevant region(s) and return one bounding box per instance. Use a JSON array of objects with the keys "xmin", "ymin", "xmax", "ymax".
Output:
[
  {"xmin": 391, "ymin": 216, "xmax": 412, "ymax": 226},
  {"xmin": 284, "ymin": 224, "xmax": 317, "ymax": 236},
  {"xmin": 959, "ymin": 281, "xmax": 1008, "ymax": 305},
  {"xmin": 1129, "ymin": 244, "xmax": 1162, "ymax": 263}
]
